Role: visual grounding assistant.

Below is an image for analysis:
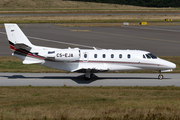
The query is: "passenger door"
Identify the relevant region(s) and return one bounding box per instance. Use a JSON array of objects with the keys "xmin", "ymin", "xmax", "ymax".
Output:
[{"xmin": 83, "ymin": 52, "xmax": 89, "ymax": 62}]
